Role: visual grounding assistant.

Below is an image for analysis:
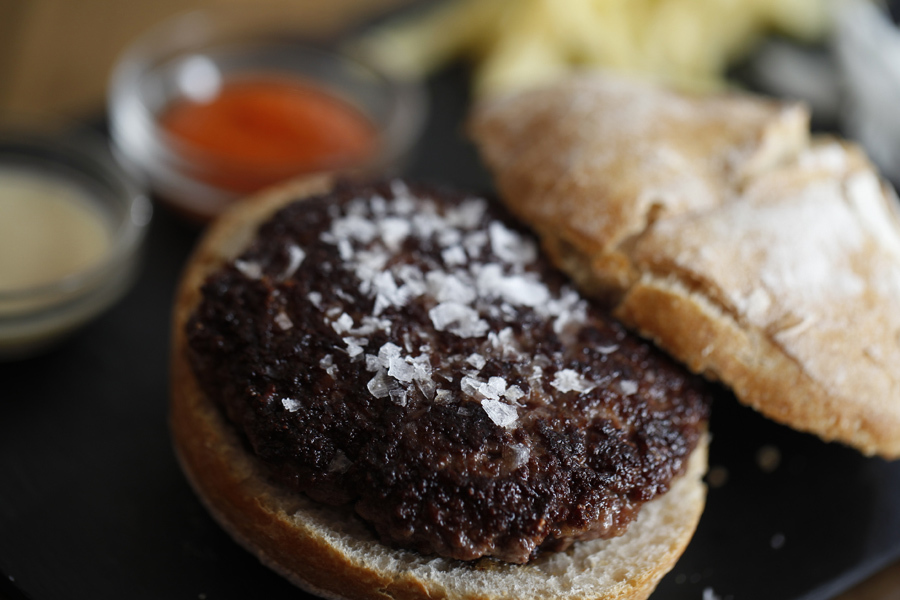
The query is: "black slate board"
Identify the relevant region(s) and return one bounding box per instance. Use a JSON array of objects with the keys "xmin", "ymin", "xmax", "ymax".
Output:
[{"xmin": 2, "ymin": 65, "xmax": 900, "ymax": 600}]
